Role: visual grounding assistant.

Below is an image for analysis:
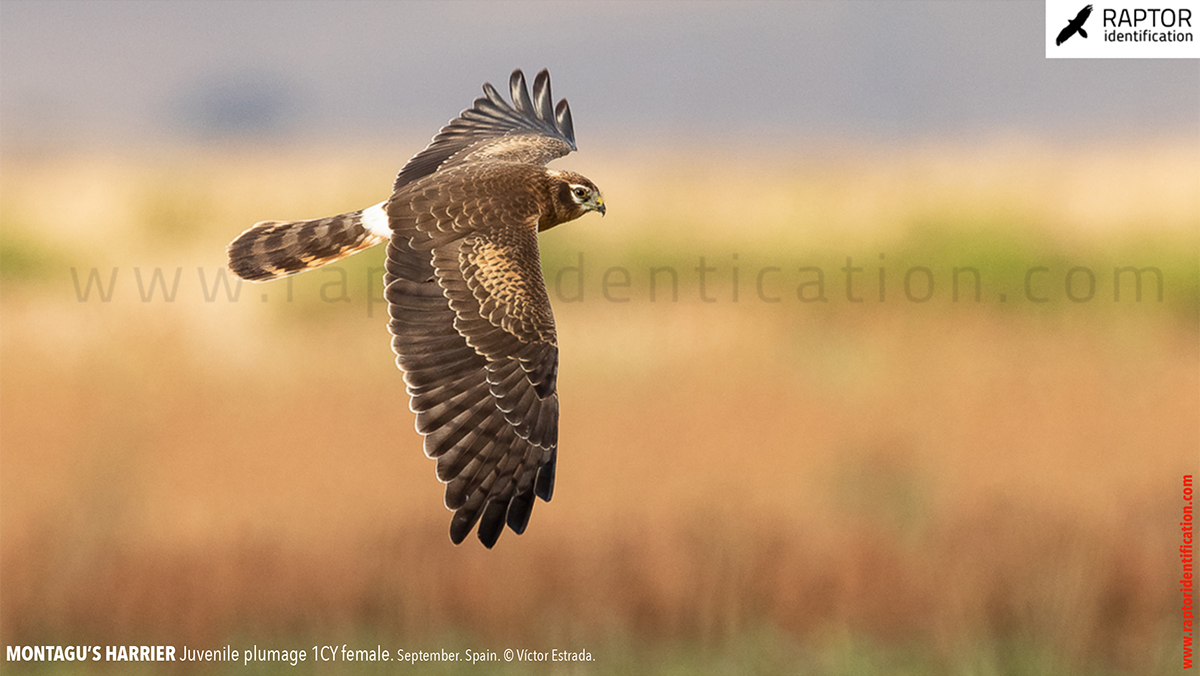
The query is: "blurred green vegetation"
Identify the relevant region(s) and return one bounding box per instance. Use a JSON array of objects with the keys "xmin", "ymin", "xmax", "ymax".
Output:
[
  {"xmin": 1, "ymin": 148, "xmax": 1195, "ymax": 321},
  {"xmin": 539, "ymin": 224, "xmax": 1199, "ymax": 321},
  {"xmin": 0, "ymin": 217, "xmax": 70, "ymax": 283},
  {"xmin": 1, "ymin": 147, "xmax": 1193, "ymax": 676}
]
